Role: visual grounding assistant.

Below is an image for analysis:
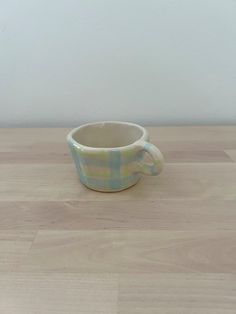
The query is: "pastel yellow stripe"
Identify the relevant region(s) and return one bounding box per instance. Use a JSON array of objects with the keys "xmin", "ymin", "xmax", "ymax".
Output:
[
  {"xmin": 119, "ymin": 164, "xmax": 135, "ymax": 177},
  {"xmin": 80, "ymin": 163, "xmax": 111, "ymax": 178},
  {"xmin": 77, "ymin": 148, "xmax": 109, "ymax": 160},
  {"xmin": 81, "ymin": 163, "xmax": 135, "ymax": 179}
]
